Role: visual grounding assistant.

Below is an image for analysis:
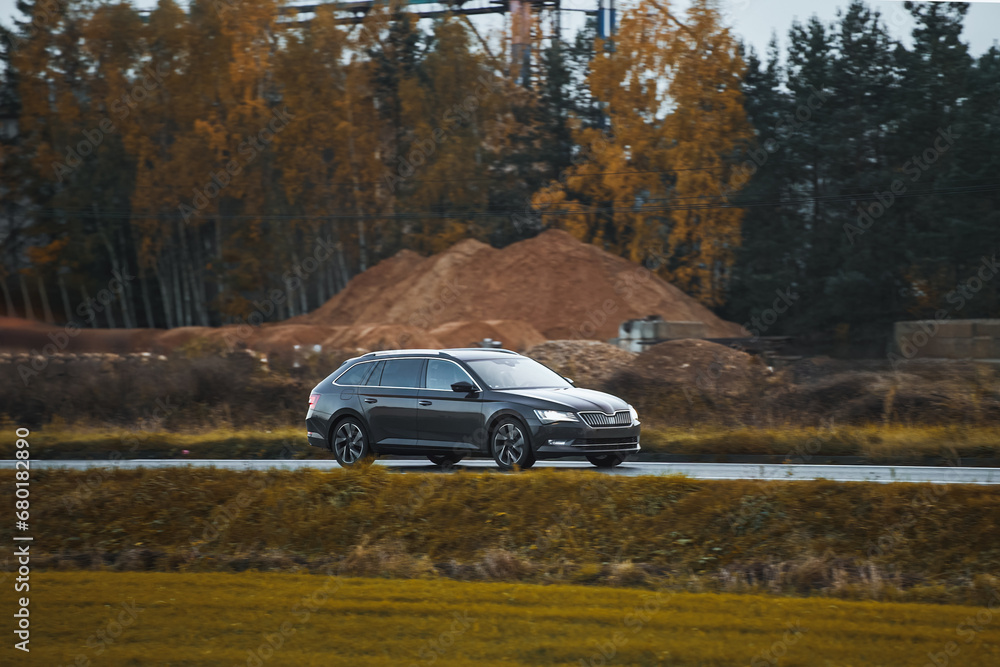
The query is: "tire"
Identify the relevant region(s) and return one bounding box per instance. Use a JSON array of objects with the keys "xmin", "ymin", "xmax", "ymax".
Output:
[
  {"xmin": 428, "ymin": 453, "xmax": 464, "ymax": 467},
  {"xmin": 587, "ymin": 453, "xmax": 627, "ymax": 468},
  {"xmin": 331, "ymin": 417, "xmax": 373, "ymax": 467},
  {"xmin": 491, "ymin": 417, "xmax": 535, "ymax": 471}
]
